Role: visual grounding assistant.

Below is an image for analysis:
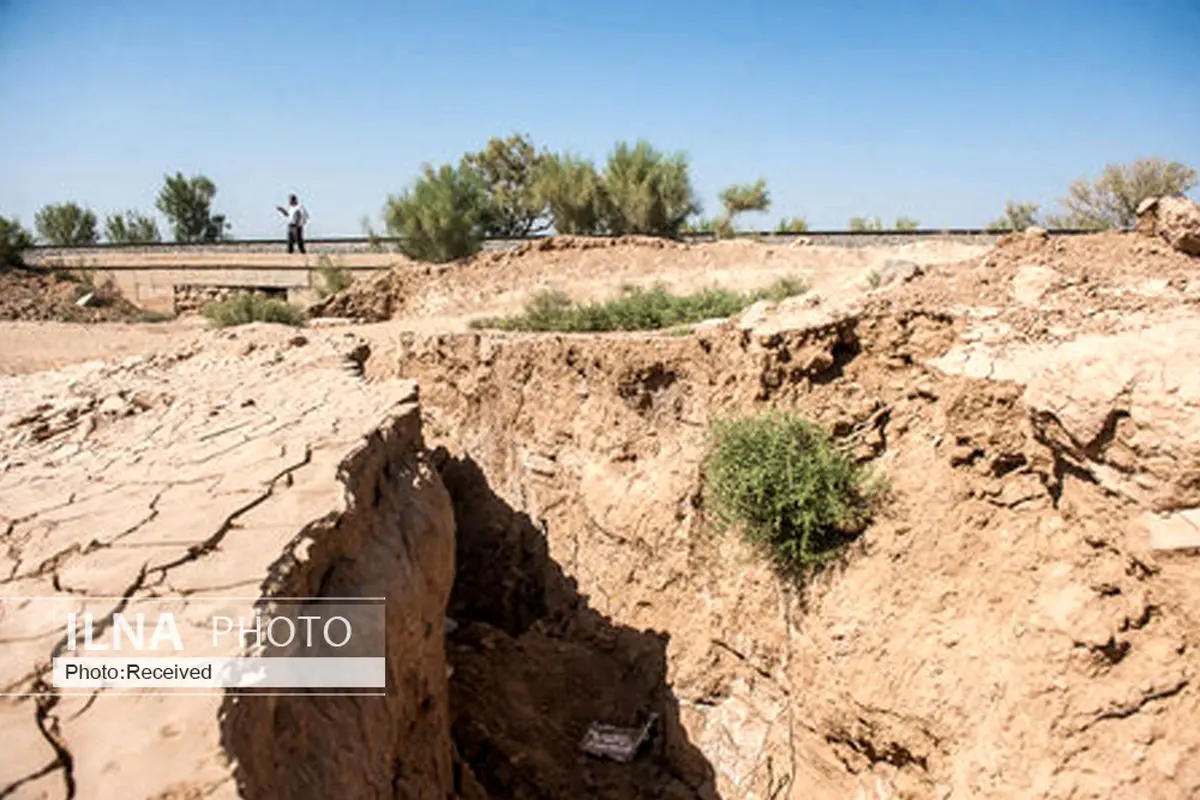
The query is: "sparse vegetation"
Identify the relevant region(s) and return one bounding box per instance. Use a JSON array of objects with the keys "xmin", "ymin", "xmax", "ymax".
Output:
[
  {"xmin": 201, "ymin": 292, "xmax": 305, "ymax": 328},
  {"xmin": 105, "ymin": 210, "xmax": 161, "ymax": 244},
  {"xmin": 1, "ymin": 216, "xmax": 34, "ymax": 269},
  {"xmin": 894, "ymin": 216, "xmax": 919, "ymax": 231},
  {"xmin": 775, "ymin": 216, "xmax": 809, "ymax": 234},
  {"xmin": 849, "ymin": 216, "xmax": 883, "ymax": 232},
  {"xmin": 384, "ymin": 162, "xmax": 490, "ymax": 263},
  {"xmin": 470, "ymin": 276, "xmax": 807, "ymax": 332},
  {"xmin": 986, "ymin": 200, "xmax": 1041, "ymax": 232},
  {"xmin": 703, "ymin": 412, "xmax": 879, "ymax": 572},
  {"xmin": 138, "ymin": 310, "xmax": 176, "ymax": 323},
  {"xmin": 715, "ymin": 179, "xmax": 771, "ymax": 238},
  {"xmin": 35, "ymin": 202, "xmax": 99, "ymax": 245},
  {"xmin": 866, "ymin": 269, "xmax": 882, "ymax": 288},
  {"xmin": 1045, "ymin": 157, "xmax": 1197, "ymax": 230},
  {"xmin": 156, "ymin": 173, "xmax": 229, "ymax": 242},
  {"xmin": 313, "ymin": 255, "xmax": 353, "ymax": 298}
]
